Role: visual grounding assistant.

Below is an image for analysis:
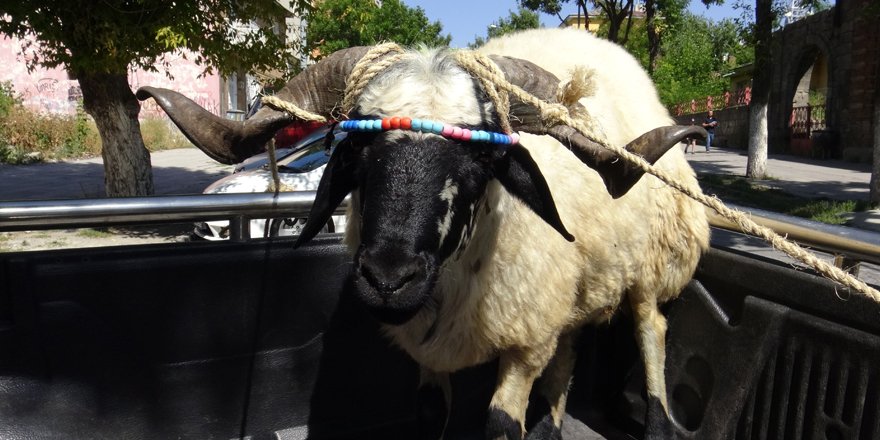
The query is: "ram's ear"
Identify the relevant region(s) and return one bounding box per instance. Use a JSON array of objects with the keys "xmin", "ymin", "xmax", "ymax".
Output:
[
  {"xmin": 294, "ymin": 144, "xmax": 358, "ymax": 248},
  {"xmin": 494, "ymin": 143, "xmax": 575, "ymax": 242}
]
